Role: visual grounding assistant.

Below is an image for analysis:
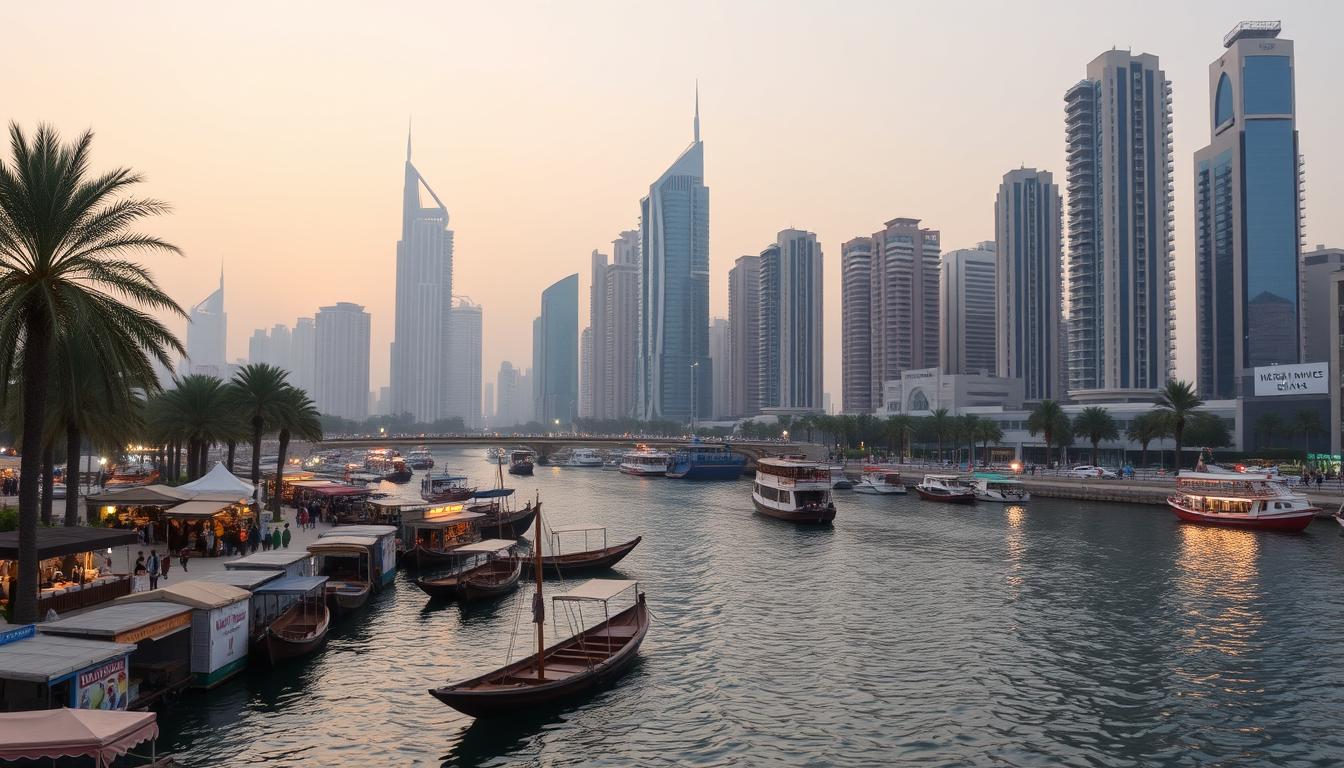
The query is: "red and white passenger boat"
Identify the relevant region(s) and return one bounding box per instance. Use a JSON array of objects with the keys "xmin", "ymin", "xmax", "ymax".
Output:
[{"xmin": 1167, "ymin": 471, "xmax": 1318, "ymax": 532}]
